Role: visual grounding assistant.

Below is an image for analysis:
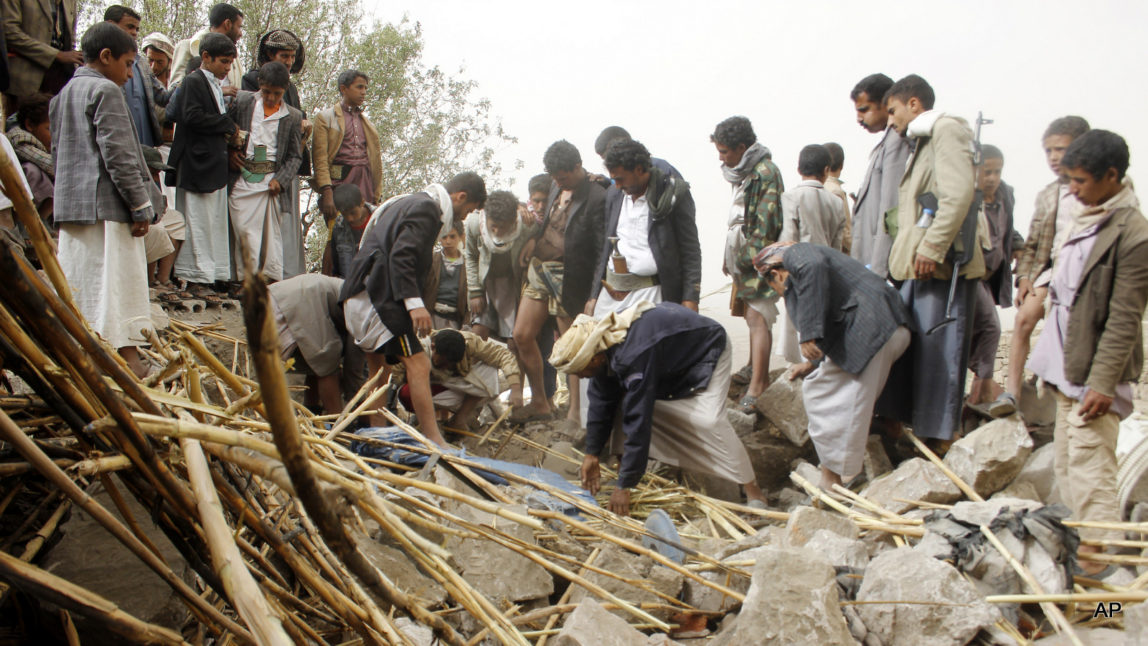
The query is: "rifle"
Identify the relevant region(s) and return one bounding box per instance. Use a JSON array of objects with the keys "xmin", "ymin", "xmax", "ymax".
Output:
[{"xmin": 926, "ymin": 111, "xmax": 993, "ymax": 335}]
